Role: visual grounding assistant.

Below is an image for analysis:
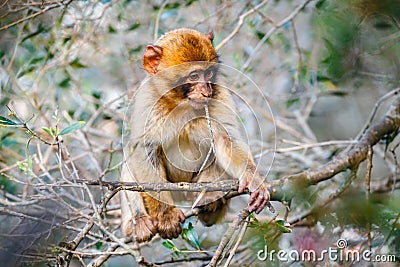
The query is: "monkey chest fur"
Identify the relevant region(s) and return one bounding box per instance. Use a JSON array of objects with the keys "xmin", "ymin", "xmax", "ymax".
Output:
[{"xmin": 162, "ymin": 120, "xmax": 216, "ymax": 183}]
